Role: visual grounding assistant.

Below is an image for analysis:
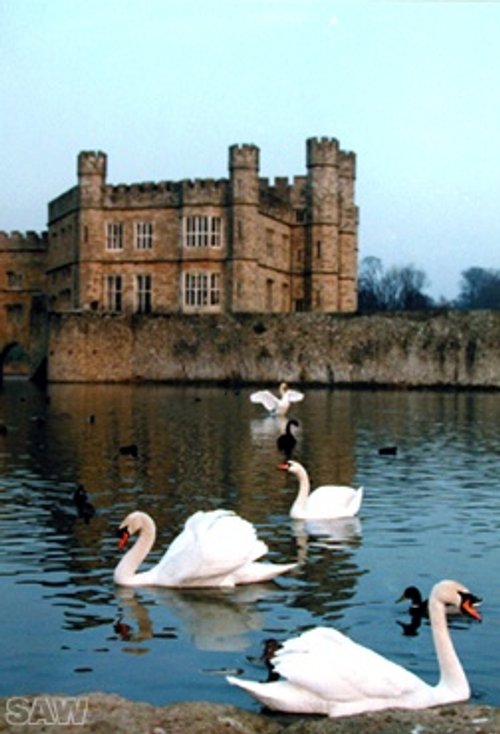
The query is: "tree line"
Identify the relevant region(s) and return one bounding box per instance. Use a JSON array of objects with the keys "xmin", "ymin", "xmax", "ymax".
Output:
[{"xmin": 357, "ymin": 257, "xmax": 500, "ymax": 312}]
